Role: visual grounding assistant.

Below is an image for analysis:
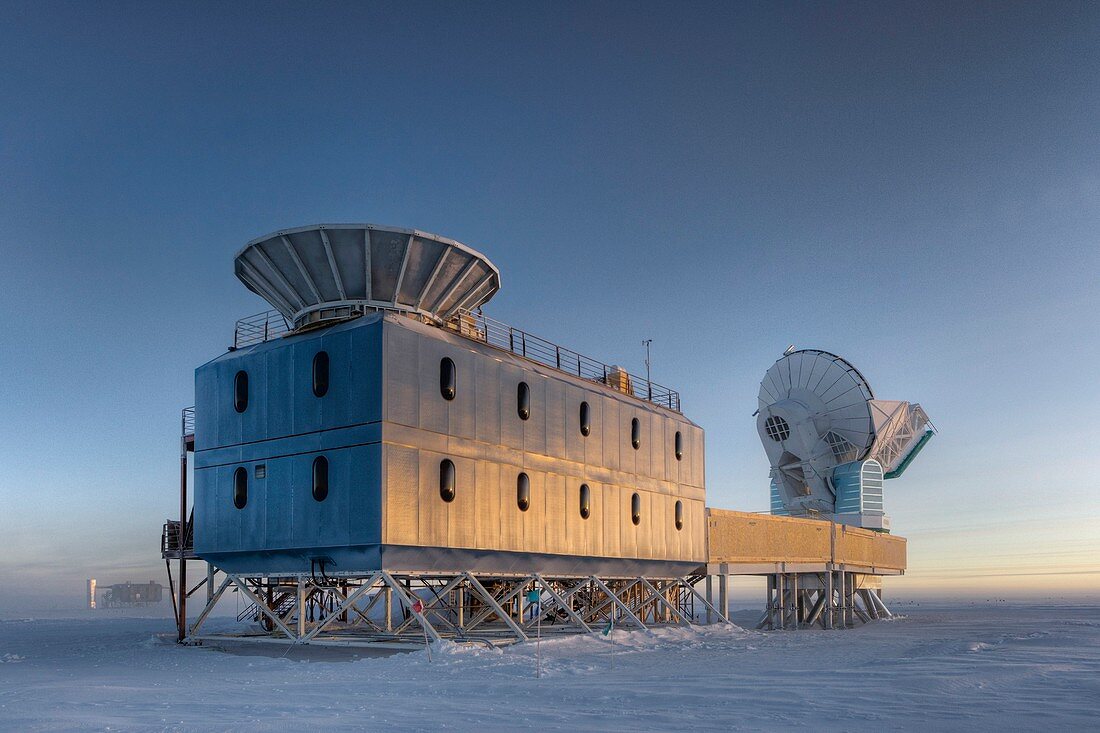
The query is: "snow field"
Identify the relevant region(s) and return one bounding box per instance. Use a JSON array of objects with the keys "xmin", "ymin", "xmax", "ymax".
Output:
[{"xmin": 0, "ymin": 603, "xmax": 1097, "ymax": 731}]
